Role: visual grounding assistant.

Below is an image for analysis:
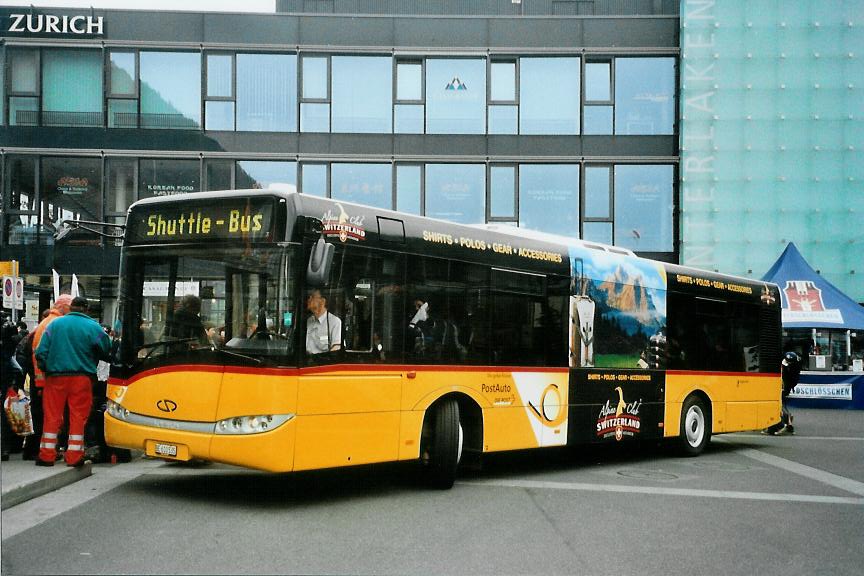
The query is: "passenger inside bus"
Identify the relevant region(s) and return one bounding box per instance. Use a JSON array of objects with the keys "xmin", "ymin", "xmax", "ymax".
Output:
[
  {"xmin": 164, "ymin": 294, "xmax": 208, "ymax": 347},
  {"xmin": 305, "ymin": 289, "xmax": 342, "ymax": 354}
]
